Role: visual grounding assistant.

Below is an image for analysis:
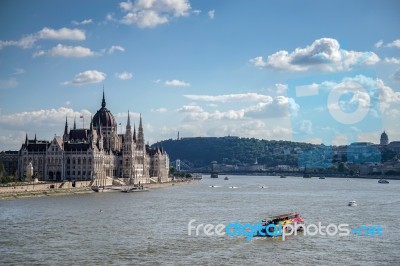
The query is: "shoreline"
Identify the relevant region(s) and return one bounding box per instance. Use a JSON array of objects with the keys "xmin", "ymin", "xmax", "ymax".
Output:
[{"xmin": 0, "ymin": 179, "xmax": 199, "ymax": 201}]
